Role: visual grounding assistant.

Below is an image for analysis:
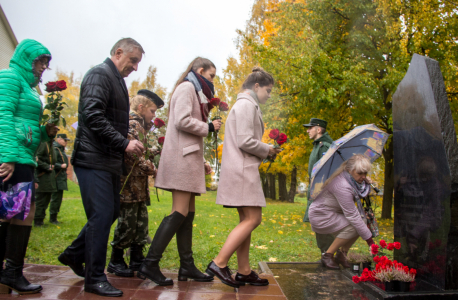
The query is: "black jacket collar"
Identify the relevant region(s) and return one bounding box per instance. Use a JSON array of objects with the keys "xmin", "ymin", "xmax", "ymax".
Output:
[{"xmin": 104, "ymin": 58, "xmax": 128, "ymax": 97}]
